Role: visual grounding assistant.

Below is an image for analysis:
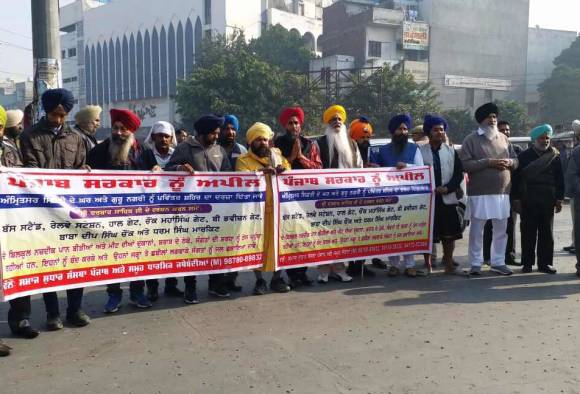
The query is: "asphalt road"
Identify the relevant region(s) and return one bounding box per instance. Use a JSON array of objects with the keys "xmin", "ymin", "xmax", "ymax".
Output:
[{"xmin": 2, "ymin": 204, "xmax": 580, "ymax": 394}]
